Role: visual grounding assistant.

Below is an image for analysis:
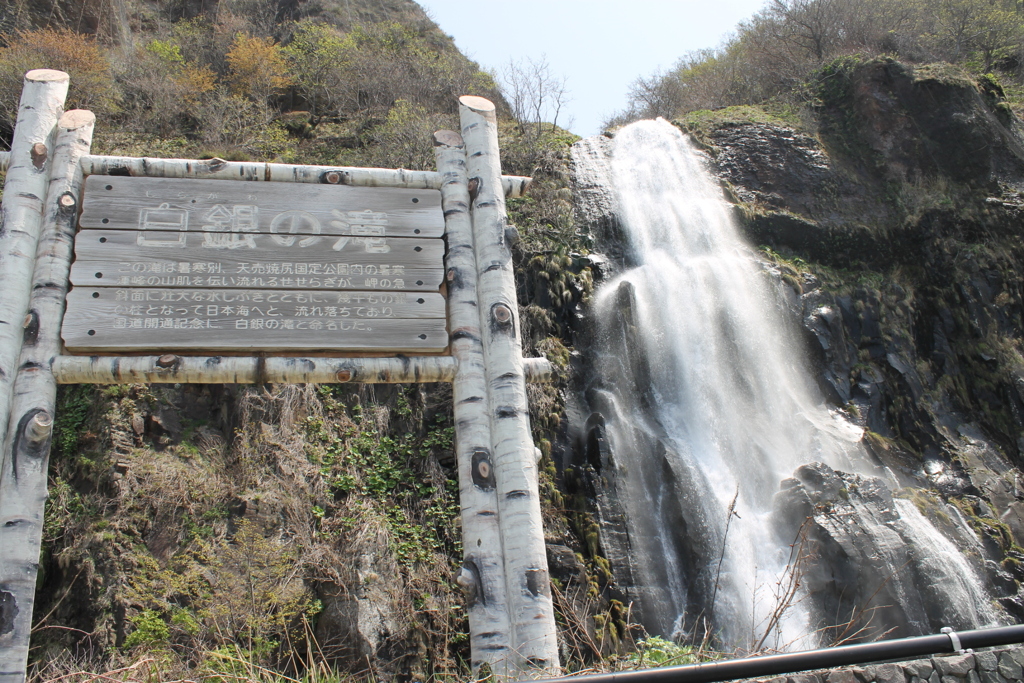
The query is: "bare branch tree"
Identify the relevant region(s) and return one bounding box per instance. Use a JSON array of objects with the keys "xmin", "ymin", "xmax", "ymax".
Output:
[{"xmin": 500, "ymin": 55, "xmax": 572, "ymax": 139}]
